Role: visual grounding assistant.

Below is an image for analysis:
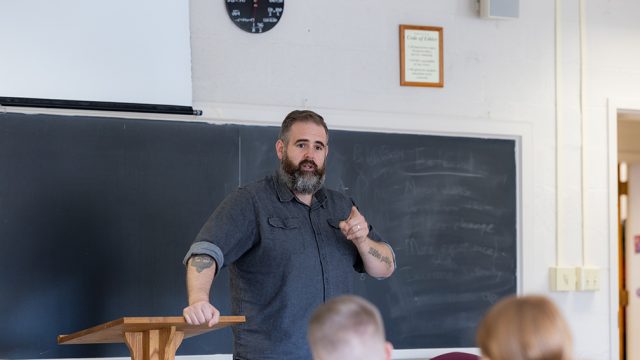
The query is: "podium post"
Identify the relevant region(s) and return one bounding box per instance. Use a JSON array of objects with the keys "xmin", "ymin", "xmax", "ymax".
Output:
[{"xmin": 58, "ymin": 316, "xmax": 245, "ymax": 360}]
